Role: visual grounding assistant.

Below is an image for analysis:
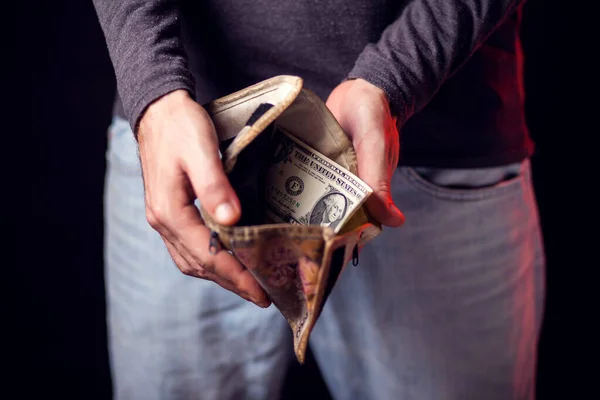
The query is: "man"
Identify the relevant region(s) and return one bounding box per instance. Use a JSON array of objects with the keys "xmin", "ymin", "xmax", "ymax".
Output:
[{"xmin": 94, "ymin": 1, "xmax": 545, "ymax": 399}]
